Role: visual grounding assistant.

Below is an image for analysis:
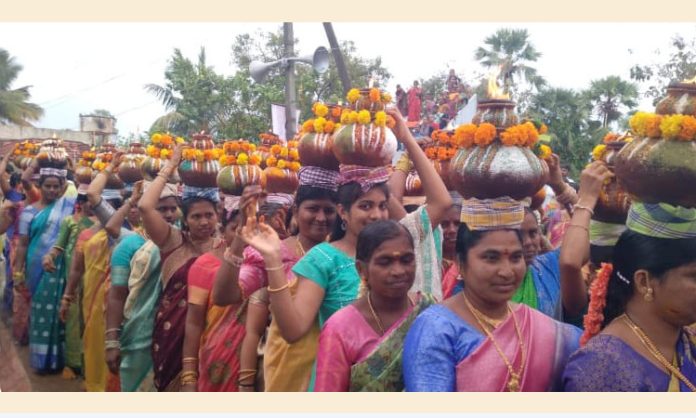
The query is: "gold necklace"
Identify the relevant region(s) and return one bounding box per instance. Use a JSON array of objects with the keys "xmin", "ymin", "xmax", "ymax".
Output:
[
  {"xmin": 463, "ymin": 294, "xmax": 526, "ymax": 392},
  {"xmin": 463, "ymin": 295, "xmax": 507, "ymax": 329},
  {"xmin": 295, "ymin": 236, "xmax": 306, "ymax": 257},
  {"xmin": 367, "ymin": 291, "xmax": 385, "ymax": 335},
  {"xmin": 621, "ymin": 314, "xmax": 696, "ymax": 392},
  {"xmin": 366, "ymin": 291, "xmax": 415, "ymax": 336}
]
